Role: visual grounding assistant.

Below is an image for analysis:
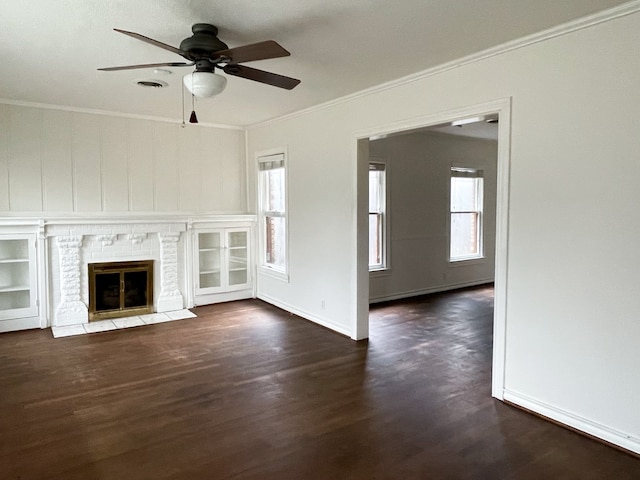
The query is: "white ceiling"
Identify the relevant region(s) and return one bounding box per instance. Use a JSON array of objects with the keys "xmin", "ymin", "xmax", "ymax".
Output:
[{"xmin": 0, "ymin": 0, "xmax": 630, "ymax": 127}]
